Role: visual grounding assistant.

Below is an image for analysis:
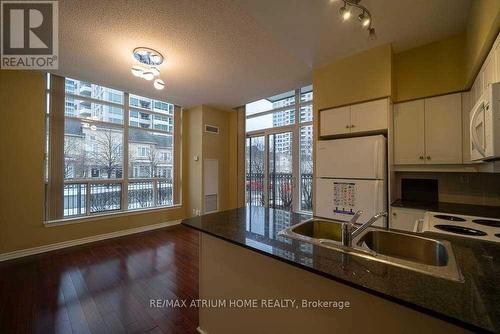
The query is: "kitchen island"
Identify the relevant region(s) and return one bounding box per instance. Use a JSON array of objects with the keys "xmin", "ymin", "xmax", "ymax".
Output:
[{"xmin": 182, "ymin": 206, "xmax": 500, "ymax": 334}]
